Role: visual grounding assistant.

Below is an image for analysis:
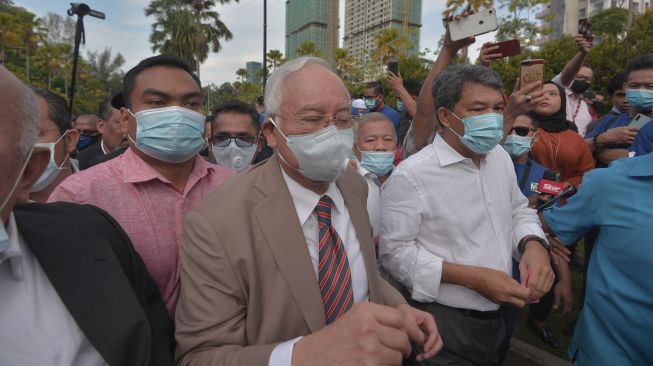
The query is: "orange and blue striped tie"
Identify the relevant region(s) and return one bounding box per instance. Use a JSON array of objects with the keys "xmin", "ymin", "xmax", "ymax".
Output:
[{"xmin": 315, "ymin": 195, "xmax": 354, "ymax": 324}]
